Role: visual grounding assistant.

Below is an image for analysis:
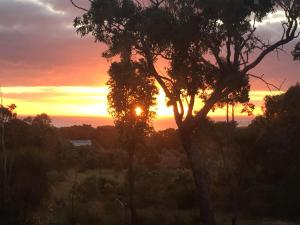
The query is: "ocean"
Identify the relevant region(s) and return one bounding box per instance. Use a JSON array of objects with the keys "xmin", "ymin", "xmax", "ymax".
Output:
[{"xmin": 43, "ymin": 115, "xmax": 254, "ymax": 130}]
